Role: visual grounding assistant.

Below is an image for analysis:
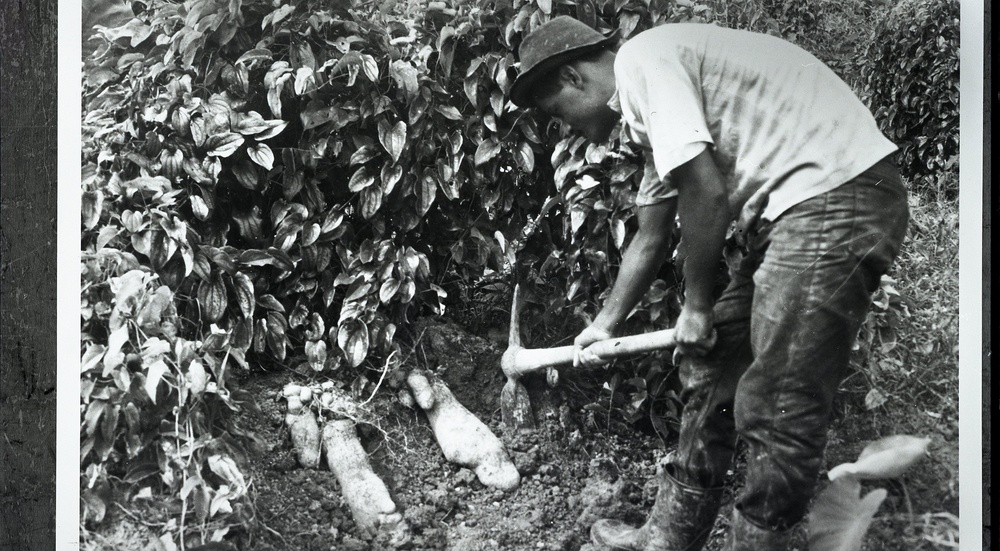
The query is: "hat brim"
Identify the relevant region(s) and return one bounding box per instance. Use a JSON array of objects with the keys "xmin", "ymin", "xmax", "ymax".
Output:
[{"xmin": 509, "ymin": 31, "xmax": 620, "ymax": 108}]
